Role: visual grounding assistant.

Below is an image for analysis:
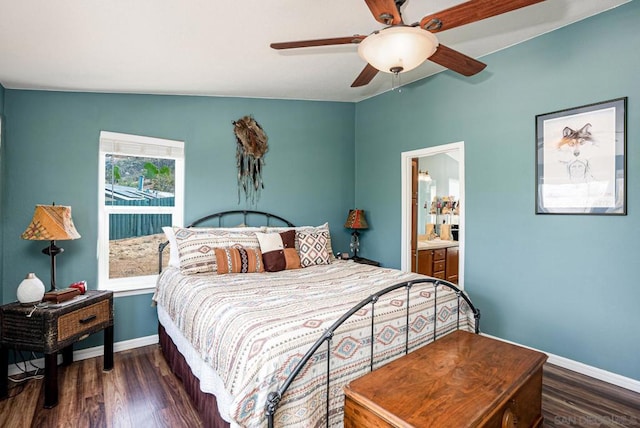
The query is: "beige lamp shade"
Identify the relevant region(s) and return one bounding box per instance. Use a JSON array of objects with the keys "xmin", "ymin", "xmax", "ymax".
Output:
[{"xmin": 21, "ymin": 205, "xmax": 81, "ymax": 241}]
